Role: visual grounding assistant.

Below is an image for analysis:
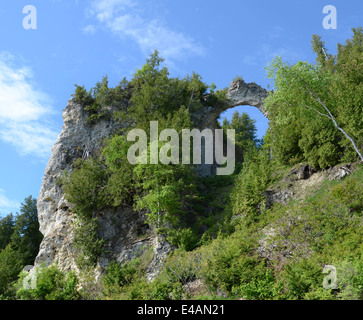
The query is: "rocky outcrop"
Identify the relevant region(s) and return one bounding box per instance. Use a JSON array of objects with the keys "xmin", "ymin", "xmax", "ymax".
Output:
[
  {"xmin": 192, "ymin": 79, "xmax": 269, "ymax": 131},
  {"xmin": 35, "ymin": 99, "xmax": 121, "ymax": 270},
  {"xmin": 35, "ymin": 79, "xmax": 270, "ymax": 278},
  {"xmin": 226, "ymin": 79, "xmax": 268, "ymax": 116},
  {"xmin": 35, "ymin": 99, "xmax": 176, "ymax": 279},
  {"xmin": 257, "ymin": 162, "xmax": 356, "ymax": 264},
  {"xmin": 190, "ymin": 79, "xmax": 269, "ymax": 176}
]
